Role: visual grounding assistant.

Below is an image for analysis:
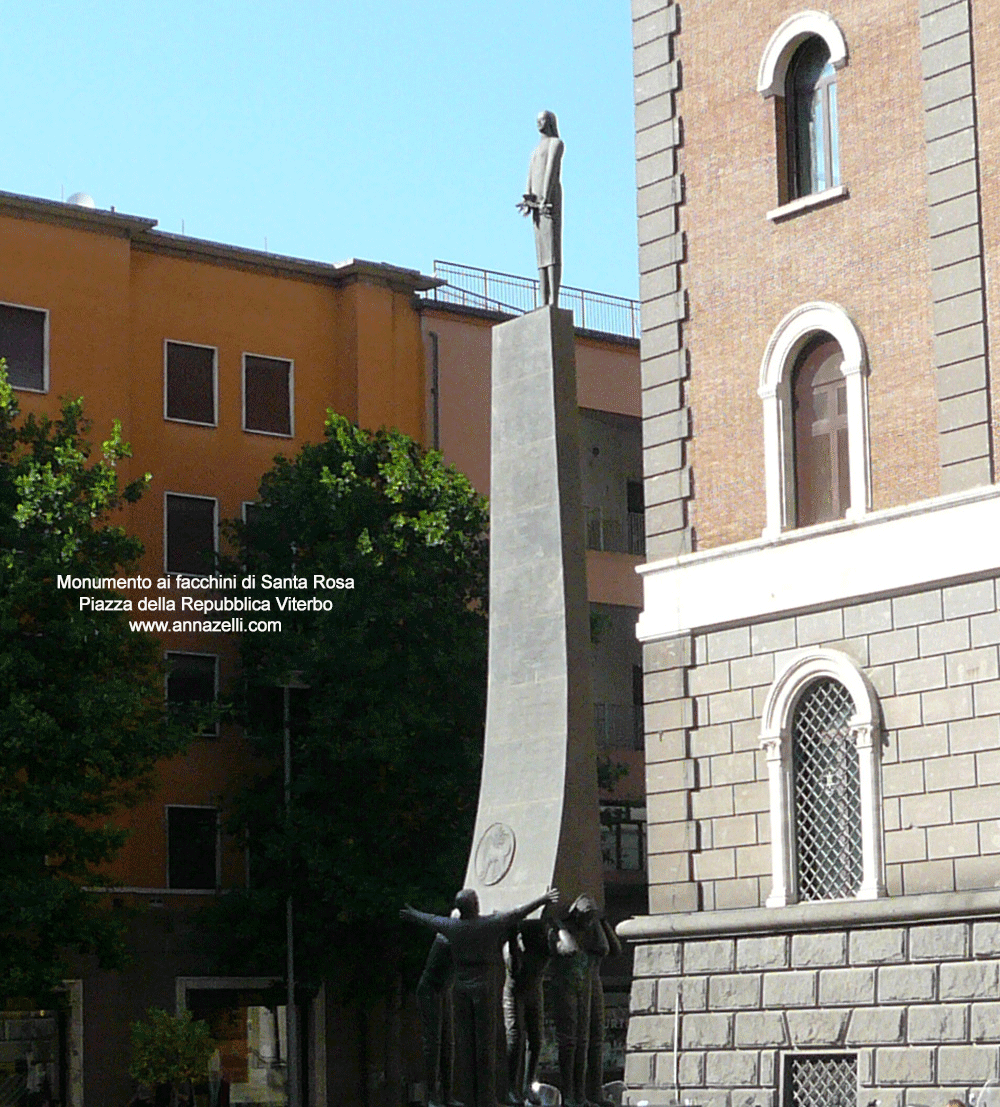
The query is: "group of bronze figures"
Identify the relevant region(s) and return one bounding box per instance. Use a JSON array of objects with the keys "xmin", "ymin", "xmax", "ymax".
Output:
[{"xmin": 401, "ymin": 888, "xmax": 621, "ymax": 1107}]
